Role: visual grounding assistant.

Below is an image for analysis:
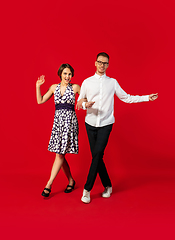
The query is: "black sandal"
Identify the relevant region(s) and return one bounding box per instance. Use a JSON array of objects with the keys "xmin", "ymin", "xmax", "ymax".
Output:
[
  {"xmin": 64, "ymin": 180, "xmax": 75, "ymax": 193},
  {"xmin": 41, "ymin": 187, "xmax": 51, "ymax": 197}
]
